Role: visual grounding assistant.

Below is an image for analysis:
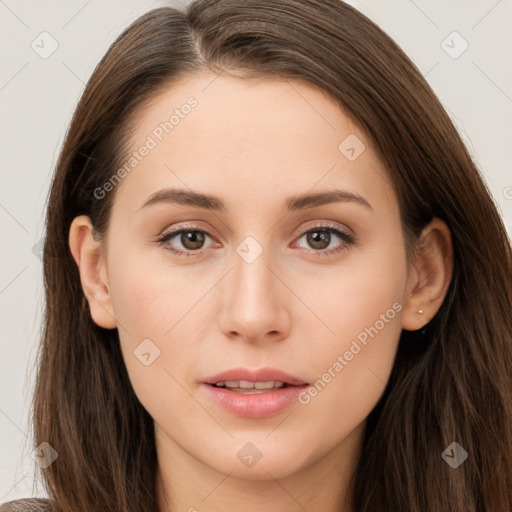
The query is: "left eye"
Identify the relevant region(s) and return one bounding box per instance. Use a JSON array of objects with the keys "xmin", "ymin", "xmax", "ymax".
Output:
[{"xmin": 294, "ymin": 226, "xmax": 353, "ymax": 252}]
